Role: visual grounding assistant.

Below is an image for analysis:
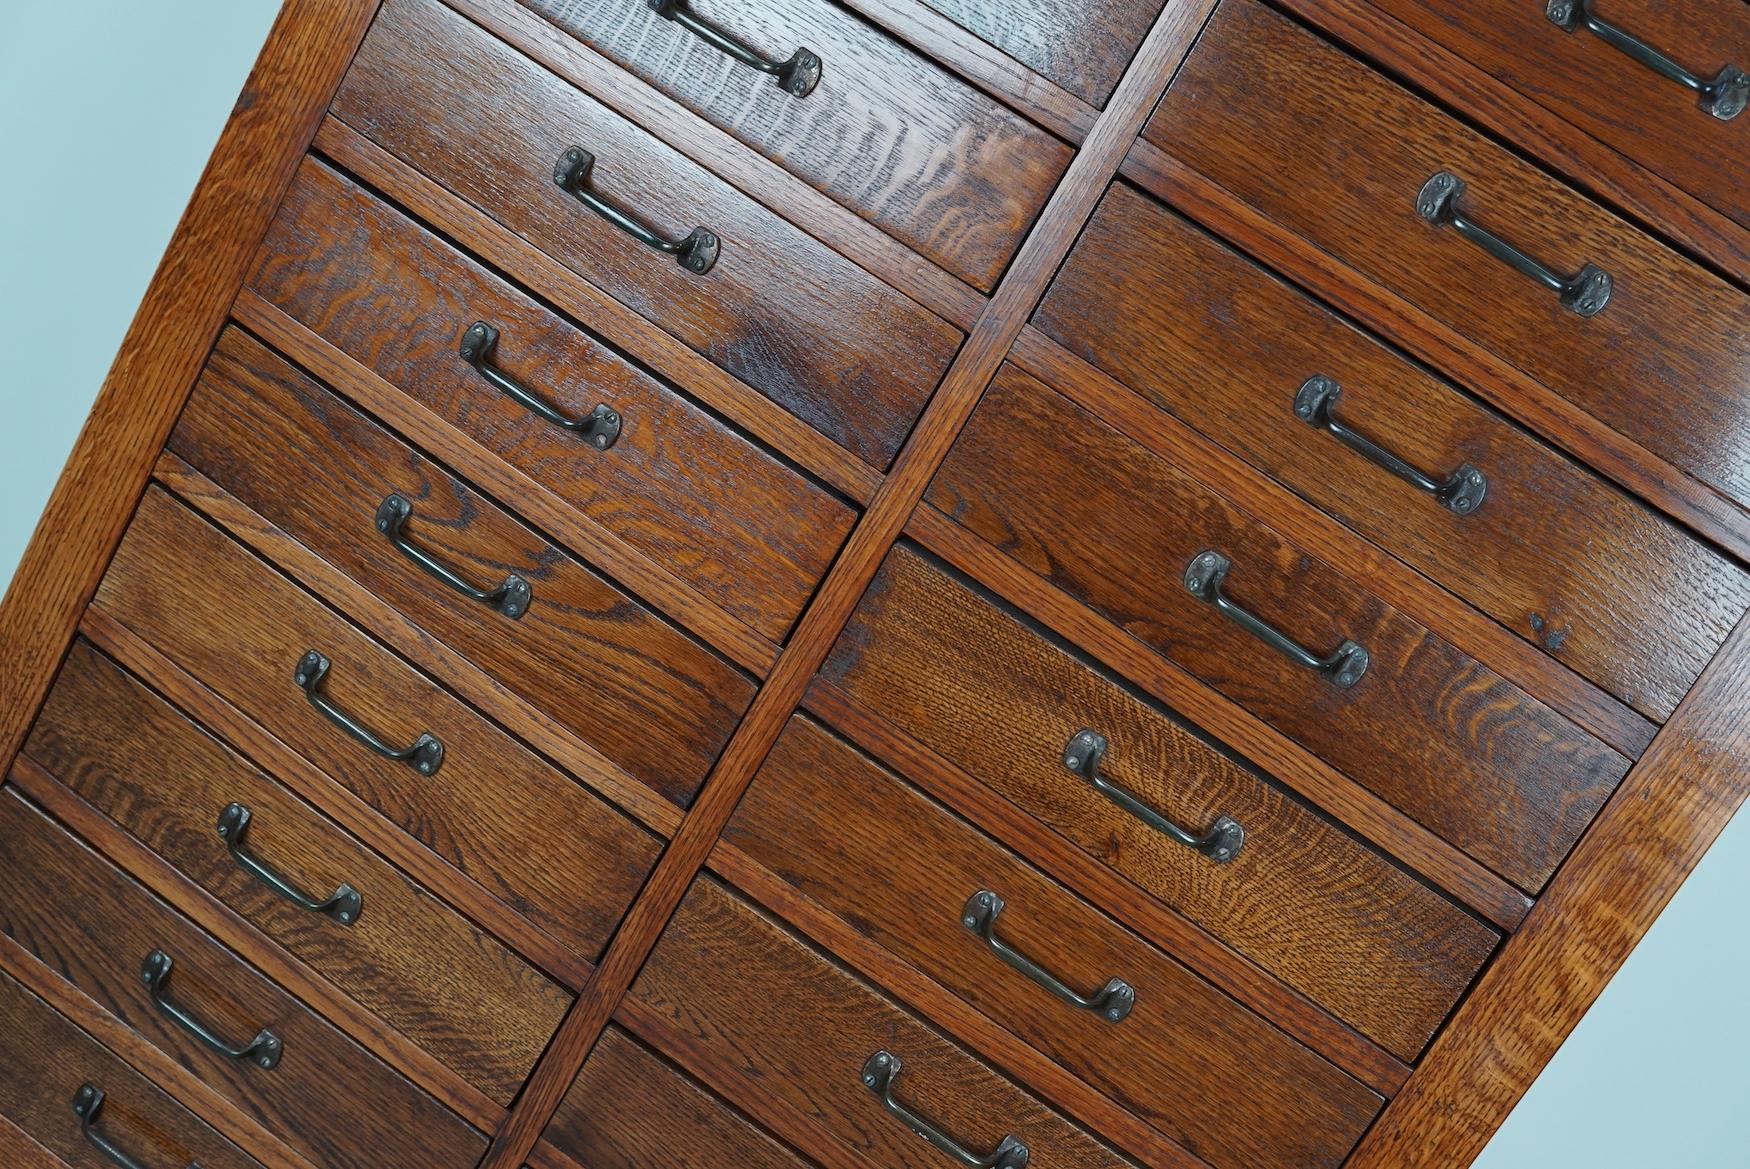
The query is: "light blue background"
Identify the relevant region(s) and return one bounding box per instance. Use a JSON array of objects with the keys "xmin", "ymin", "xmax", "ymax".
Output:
[{"xmin": 0, "ymin": 3, "xmax": 1745, "ymax": 1166}]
